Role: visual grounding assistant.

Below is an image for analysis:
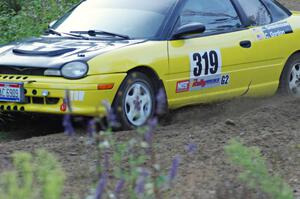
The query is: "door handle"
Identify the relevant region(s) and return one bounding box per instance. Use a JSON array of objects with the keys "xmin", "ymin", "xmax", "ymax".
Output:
[{"xmin": 240, "ymin": 40, "xmax": 252, "ymax": 48}]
